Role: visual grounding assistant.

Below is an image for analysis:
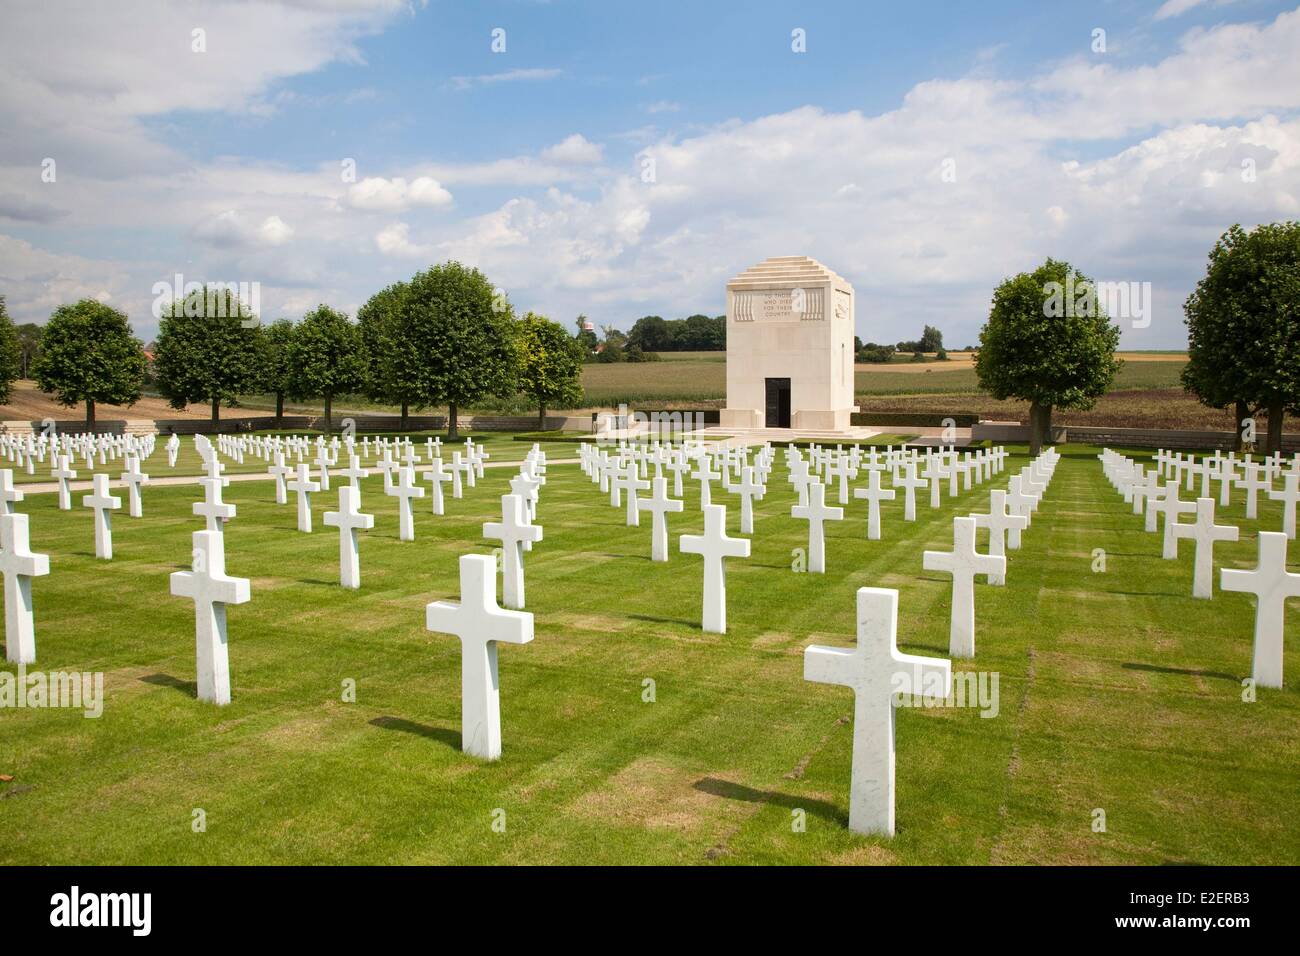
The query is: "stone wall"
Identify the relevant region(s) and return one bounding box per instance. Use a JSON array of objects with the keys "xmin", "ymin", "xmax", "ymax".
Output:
[{"xmin": 970, "ymin": 420, "xmax": 1300, "ymax": 452}]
